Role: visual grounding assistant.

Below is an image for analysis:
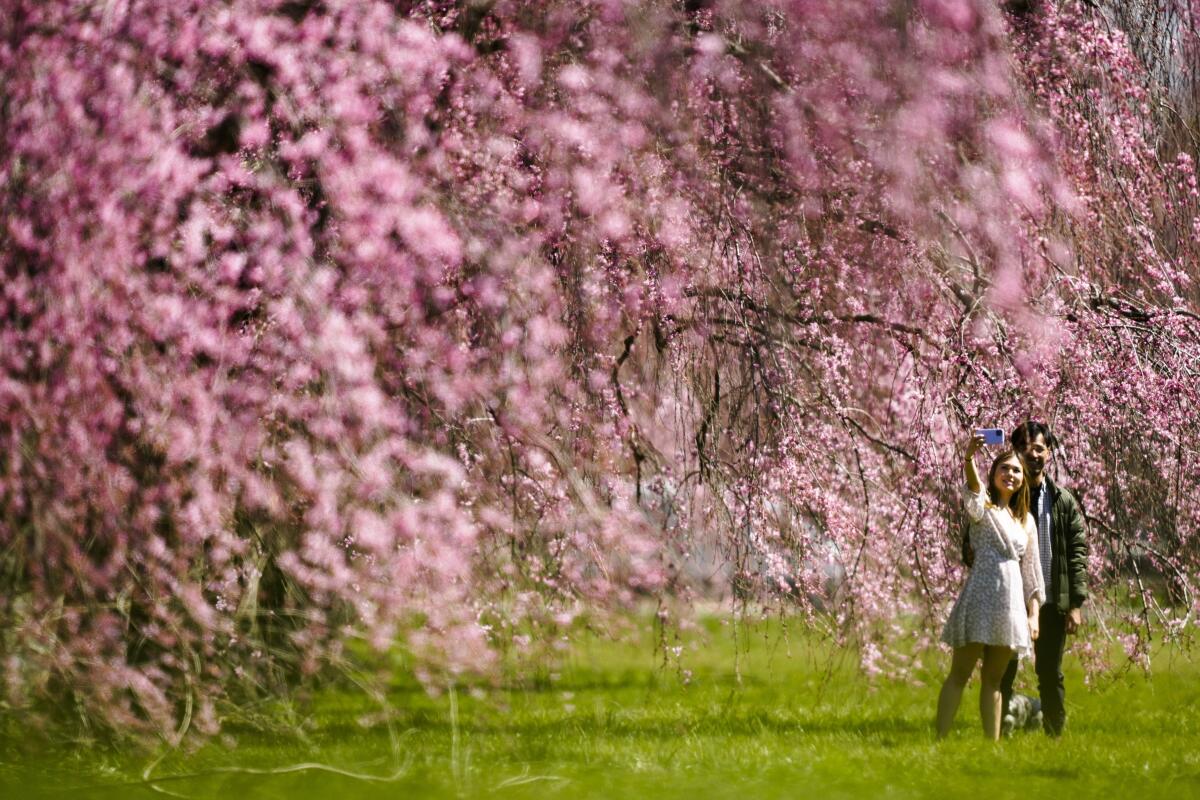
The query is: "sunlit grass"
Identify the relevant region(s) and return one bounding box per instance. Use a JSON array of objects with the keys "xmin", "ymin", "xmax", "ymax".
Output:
[{"xmin": 3, "ymin": 615, "xmax": 1198, "ymax": 799}]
